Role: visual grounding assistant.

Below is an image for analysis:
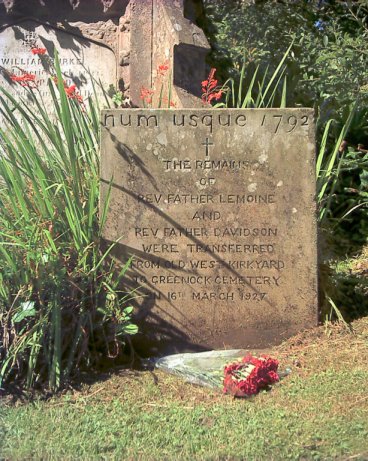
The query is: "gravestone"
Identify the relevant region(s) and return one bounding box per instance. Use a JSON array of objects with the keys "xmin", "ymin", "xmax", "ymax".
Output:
[
  {"xmin": 0, "ymin": 0, "xmax": 210, "ymax": 108},
  {"xmin": 0, "ymin": 20, "xmax": 117, "ymax": 104},
  {"xmin": 101, "ymin": 108, "xmax": 318, "ymax": 354}
]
